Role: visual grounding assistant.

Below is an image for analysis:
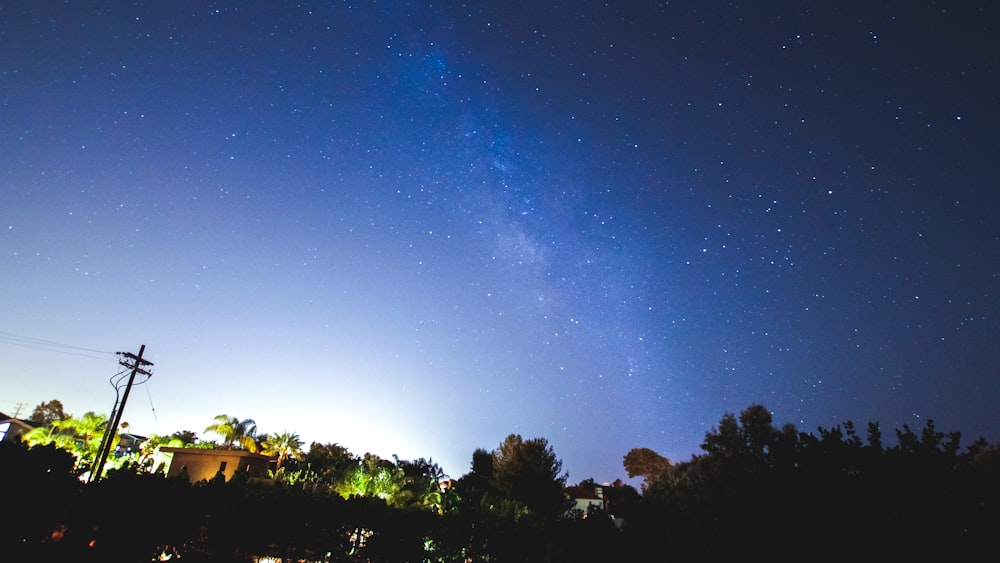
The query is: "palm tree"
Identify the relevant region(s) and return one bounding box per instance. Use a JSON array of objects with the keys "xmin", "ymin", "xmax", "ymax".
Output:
[
  {"xmin": 22, "ymin": 421, "xmax": 77, "ymax": 451},
  {"xmin": 170, "ymin": 430, "xmax": 199, "ymax": 445},
  {"xmin": 22, "ymin": 411, "xmax": 109, "ymax": 471},
  {"xmin": 261, "ymin": 431, "xmax": 304, "ymax": 471},
  {"xmin": 70, "ymin": 411, "xmax": 113, "ymax": 463},
  {"xmin": 204, "ymin": 414, "xmax": 258, "ymax": 451},
  {"xmin": 392, "ymin": 456, "xmax": 447, "ymax": 512}
]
